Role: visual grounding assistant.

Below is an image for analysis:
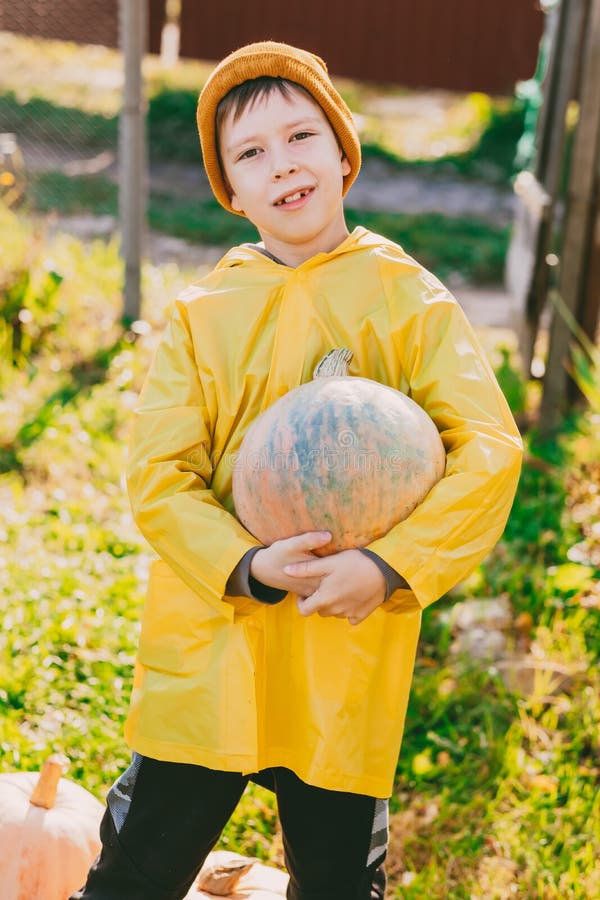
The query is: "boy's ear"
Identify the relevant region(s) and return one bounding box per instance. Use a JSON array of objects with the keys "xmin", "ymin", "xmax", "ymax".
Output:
[{"xmin": 341, "ymin": 155, "xmax": 351, "ymax": 177}]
